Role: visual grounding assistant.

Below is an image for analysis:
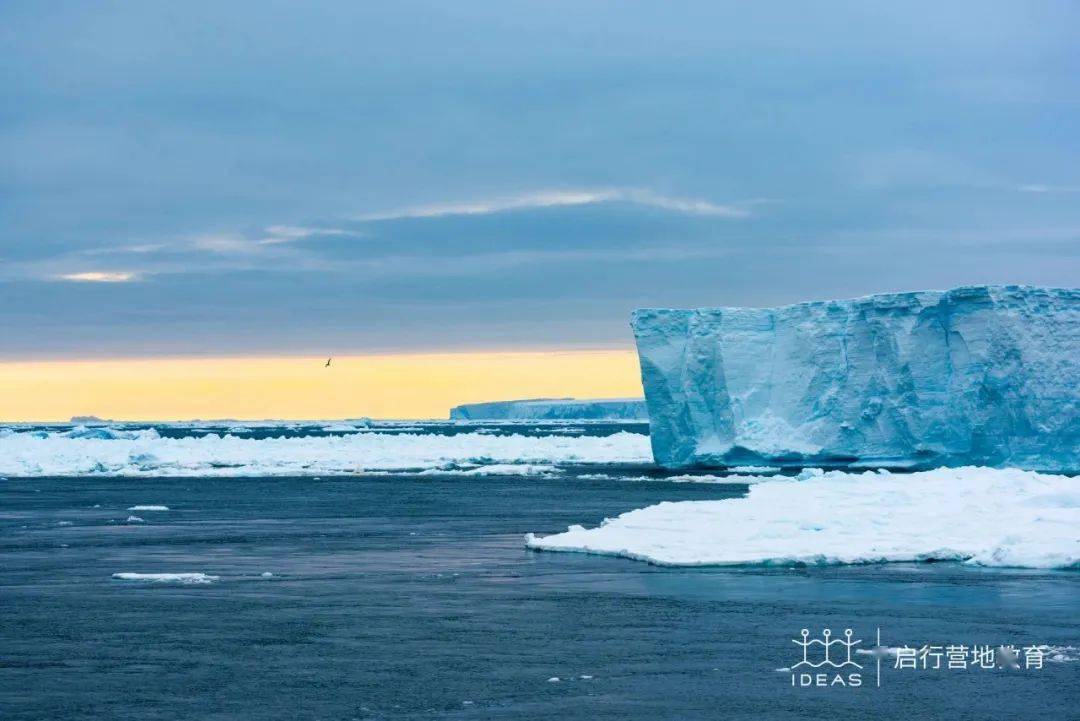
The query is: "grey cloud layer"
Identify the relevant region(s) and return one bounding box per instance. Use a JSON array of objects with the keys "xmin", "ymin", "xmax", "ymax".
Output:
[{"xmin": 1, "ymin": 1, "xmax": 1078, "ymax": 357}]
